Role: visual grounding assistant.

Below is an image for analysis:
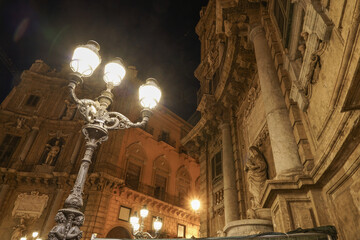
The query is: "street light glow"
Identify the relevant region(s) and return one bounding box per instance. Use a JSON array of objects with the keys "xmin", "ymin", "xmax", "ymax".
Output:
[
  {"xmin": 103, "ymin": 58, "xmax": 126, "ymax": 86},
  {"xmin": 191, "ymin": 199, "xmax": 200, "ymax": 211},
  {"xmin": 139, "ymin": 78, "xmax": 162, "ymax": 109},
  {"xmin": 70, "ymin": 40, "xmax": 101, "ymax": 77}
]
